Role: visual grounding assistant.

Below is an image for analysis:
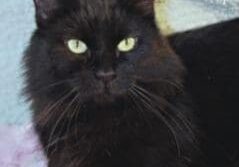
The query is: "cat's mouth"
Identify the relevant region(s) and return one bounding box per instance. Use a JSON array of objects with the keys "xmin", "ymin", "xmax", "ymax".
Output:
[
  {"xmin": 93, "ymin": 82, "xmax": 127, "ymax": 104},
  {"xmin": 72, "ymin": 78, "xmax": 131, "ymax": 105},
  {"xmin": 94, "ymin": 87, "xmax": 117, "ymax": 104},
  {"xmin": 93, "ymin": 93, "xmax": 115, "ymax": 104}
]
